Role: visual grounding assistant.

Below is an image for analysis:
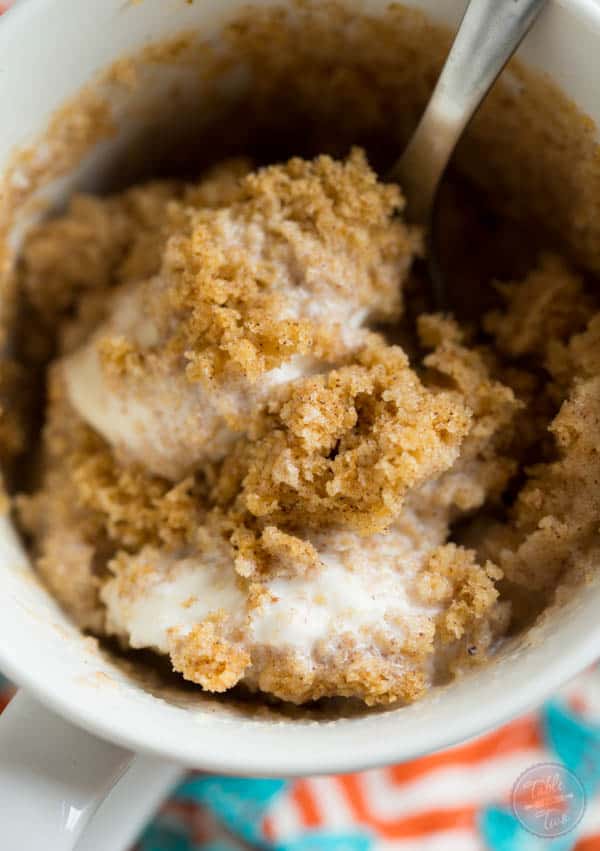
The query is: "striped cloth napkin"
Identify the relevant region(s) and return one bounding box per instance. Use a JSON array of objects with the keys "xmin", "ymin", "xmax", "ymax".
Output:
[{"xmin": 2, "ymin": 668, "xmax": 600, "ymax": 850}]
